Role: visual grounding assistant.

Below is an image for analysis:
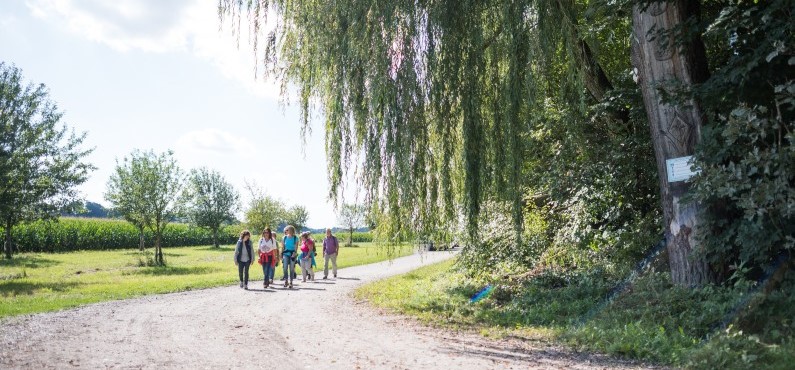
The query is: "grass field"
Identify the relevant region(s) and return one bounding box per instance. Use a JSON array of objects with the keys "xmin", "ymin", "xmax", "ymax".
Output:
[{"xmin": 0, "ymin": 242, "xmax": 414, "ymax": 318}]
